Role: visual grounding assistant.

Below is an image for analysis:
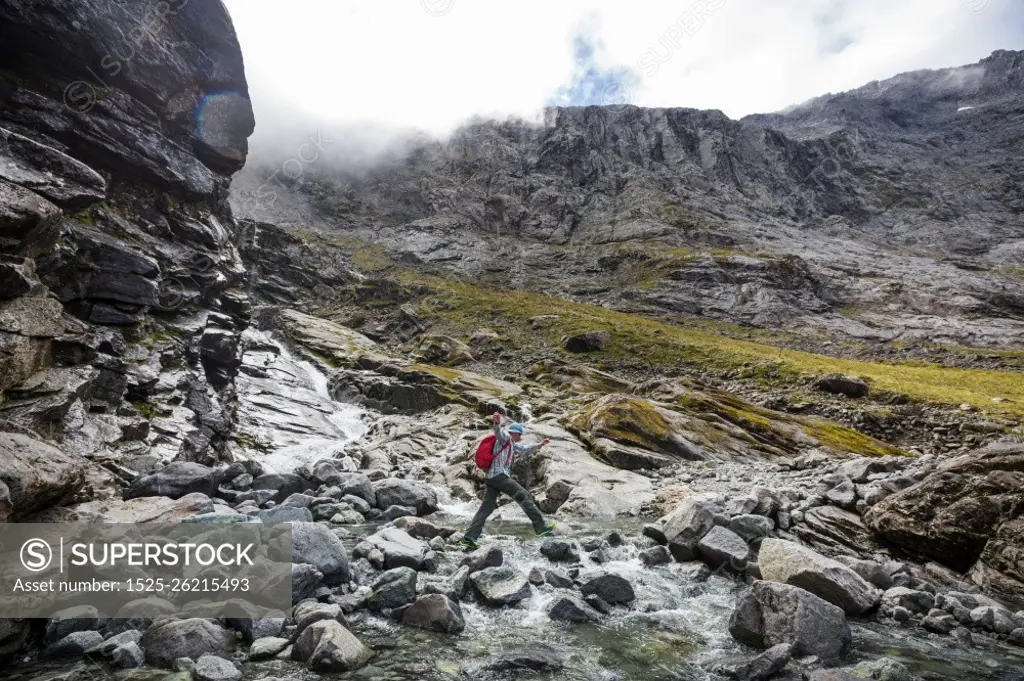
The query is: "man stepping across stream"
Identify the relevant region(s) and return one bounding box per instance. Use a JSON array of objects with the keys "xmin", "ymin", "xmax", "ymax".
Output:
[{"xmin": 459, "ymin": 412, "xmax": 556, "ymax": 549}]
